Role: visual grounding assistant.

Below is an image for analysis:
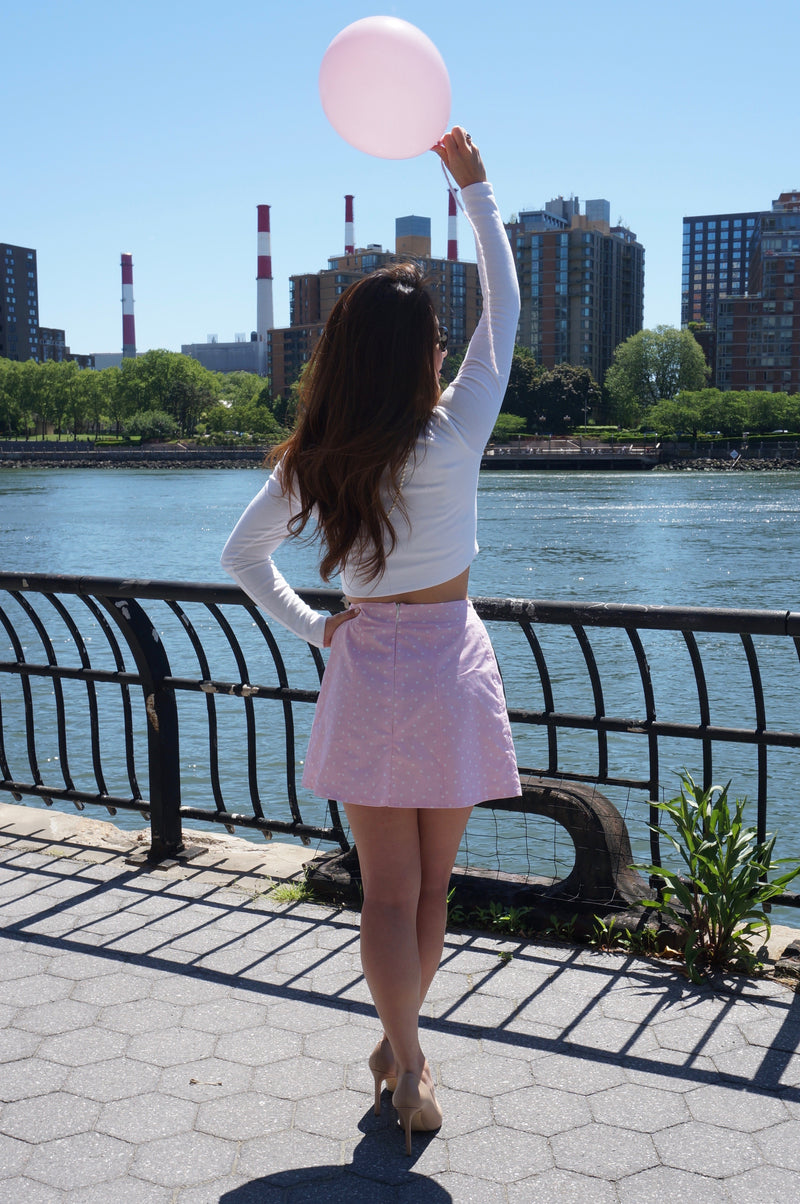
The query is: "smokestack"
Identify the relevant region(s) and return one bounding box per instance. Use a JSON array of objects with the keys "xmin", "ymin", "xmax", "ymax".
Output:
[
  {"xmin": 447, "ymin": 189, "xmax": 458, "ymax": 261},
  {"xmin": 121, "ymin": 253, "xmax": 136, "ymax": 358},
  {"xmin": 344, "ymin": 195, "xmax": 355, "ymax": 254},
  {"xmin": 256, "ymin": 204, "xmax": 274, "ymax": 339}
]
